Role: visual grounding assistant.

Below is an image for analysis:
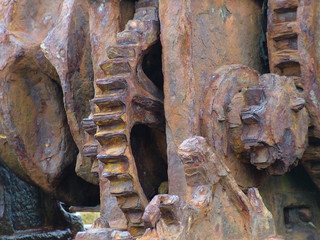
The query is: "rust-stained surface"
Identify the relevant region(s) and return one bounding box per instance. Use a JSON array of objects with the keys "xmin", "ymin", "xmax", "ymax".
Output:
[
  {"xmin": 159, "ymin": 0, "xmax": 263, "ymax": 199},
  {"xmin": 268, "ymin": 0, "xmax": 320, "ymax": 216},
  {"xmin": 1, "ymin": 0, "xmax": 320, "ymax": 239},
  {"xmin": 267, "ymin": 0, "xmax": 320, "ymax": 137},
  {"xmin": 0, "ymin": 0, "xmax": 99, "ymax": 206},
  {"xmin": 41, "ymin": 0, "xmax": 97, "ymax": 185},
  {"xmin": 89, "ymin": 0, "xmax": 166, "ymax": 236},
  {"xmin": 139, "ymin": 137, "xmax": 277, "ymax": 240}
]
